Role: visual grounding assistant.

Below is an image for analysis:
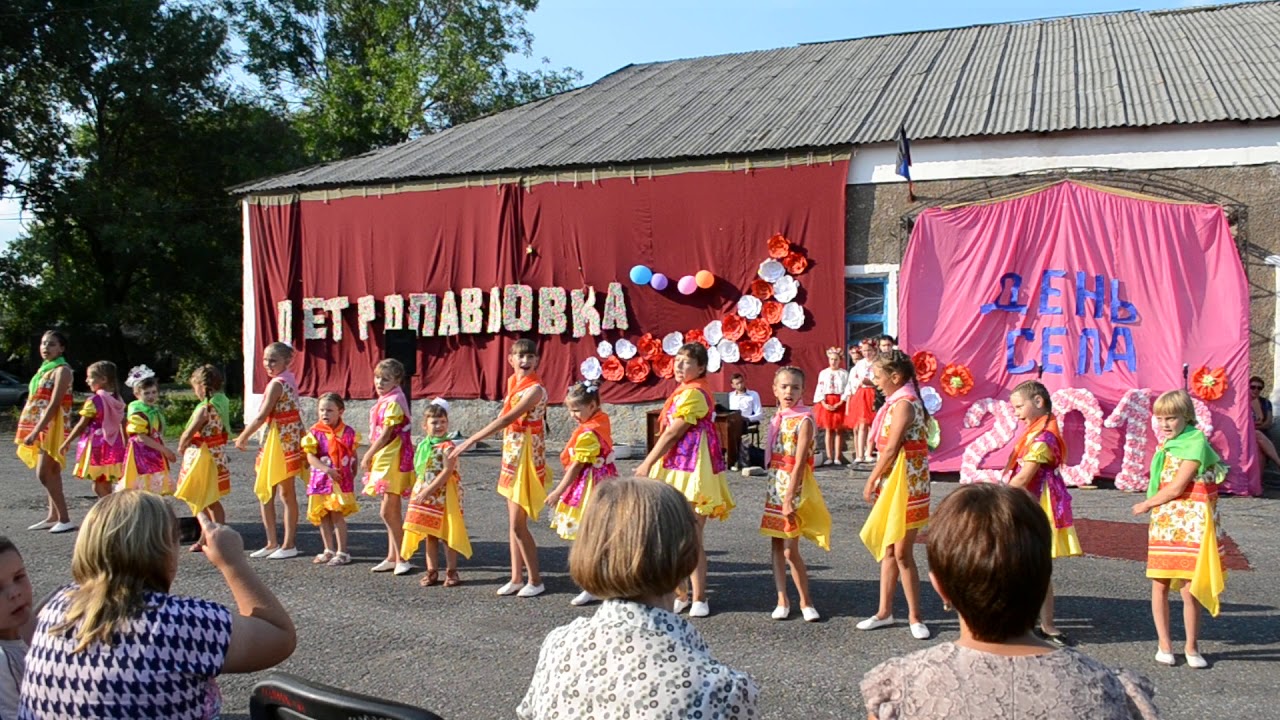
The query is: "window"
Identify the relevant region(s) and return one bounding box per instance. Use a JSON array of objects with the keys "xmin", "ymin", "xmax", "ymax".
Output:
[{"xmin": 846, "ymin": 277, "xmax": 887, "ymax": 345}]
